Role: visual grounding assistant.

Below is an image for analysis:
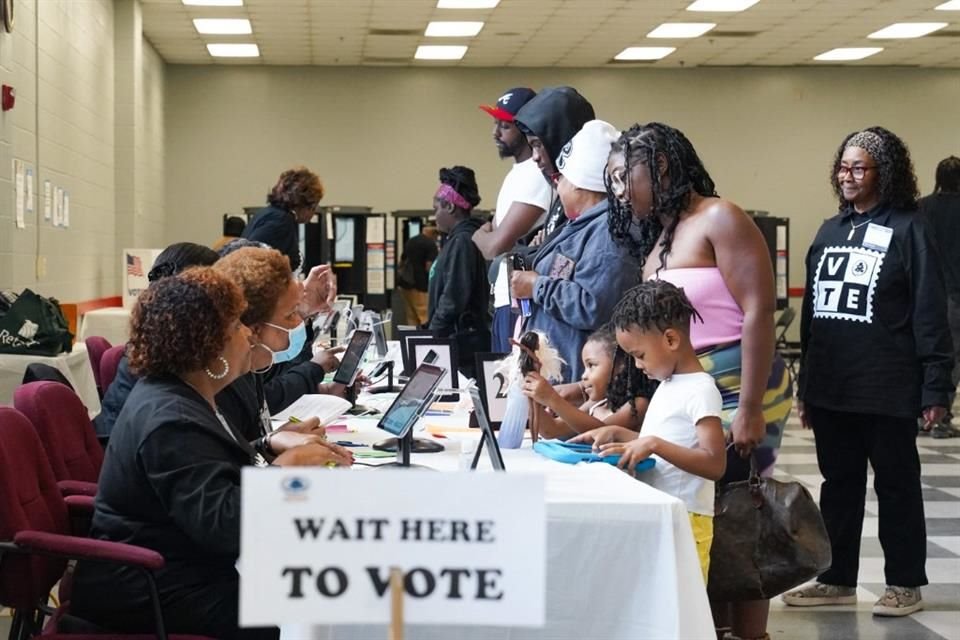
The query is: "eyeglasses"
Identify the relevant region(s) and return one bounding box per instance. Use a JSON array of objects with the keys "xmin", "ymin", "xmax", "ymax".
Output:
[{"xmin": 837, "ymin": 165, "xmax": 878, "ymax": 180}]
